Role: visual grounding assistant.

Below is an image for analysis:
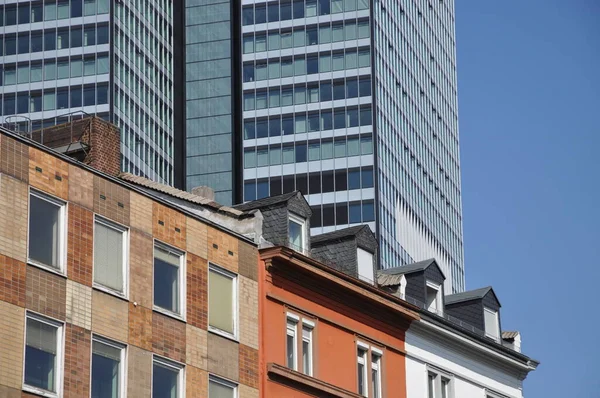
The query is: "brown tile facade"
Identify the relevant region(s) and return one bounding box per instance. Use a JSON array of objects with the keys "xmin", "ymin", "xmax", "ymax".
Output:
[{"xmin": 0, "ymin": 132, "xmax": 259, "ymax": 396}]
